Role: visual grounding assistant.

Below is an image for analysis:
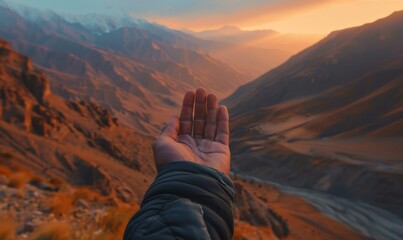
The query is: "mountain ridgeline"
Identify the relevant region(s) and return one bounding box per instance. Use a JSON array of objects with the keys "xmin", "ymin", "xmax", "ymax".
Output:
[
  {"xmin": 224, "ymin": 11, "xmax": 403, "ymax": 217},
  {"xmin": 0, "ymin": 5, "xmax": 250, "ymax": 135}
]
